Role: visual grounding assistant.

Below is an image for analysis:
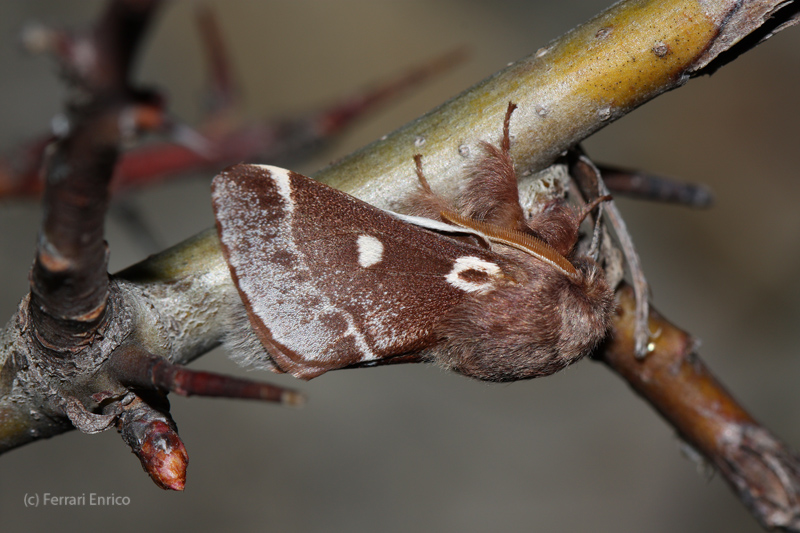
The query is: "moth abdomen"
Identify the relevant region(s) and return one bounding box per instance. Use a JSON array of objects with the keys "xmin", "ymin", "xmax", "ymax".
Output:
[{"xmin": 429, "ymin": 255, "xmax": 614, "ymax": 382}]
